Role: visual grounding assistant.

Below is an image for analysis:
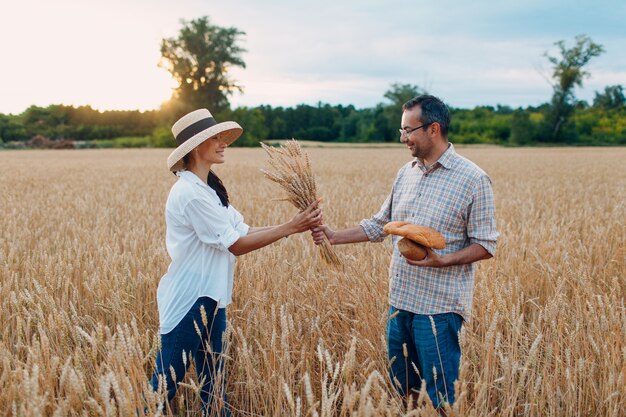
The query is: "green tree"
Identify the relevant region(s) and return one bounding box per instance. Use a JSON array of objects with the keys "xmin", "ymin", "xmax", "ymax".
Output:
[
  {"xmin": 509, "ymin": 110, "xmax": 536, "ymax": 145},
  {"xmin": 149, "ymin": 125, "xmax": 177, "ymax": 148},
  {"xmin": 0, "ymin": 114, "xmax": 26, "ymax": 142},
  {"xmin": 383, "ymin": 83, "xmax": 427, "ymax": 141},
  {"xmin": 18, "ymin": 105, "xmax": 70, "ymax": 139},
  {"xmin": 543, "ymin": 34, "xmax": 604, "ymax": 142},
  {"xmin": 384, "ymin": 83, "xmax": 426, "ymax": 108},
  {"xmin": 593, "ymin": 85, "xmax": 625, "ymax": 109},
  {"xmin": 160, "ymin": 17, "xmax": 246, "ymax": 116},
  {"xmin": 225, "ymin": 107, "xmax": 268, "ymax": 147}
]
